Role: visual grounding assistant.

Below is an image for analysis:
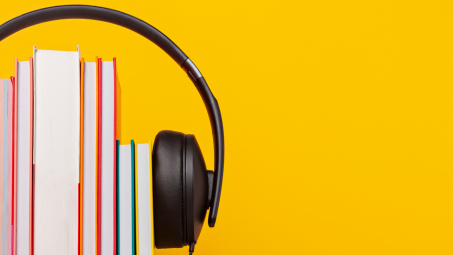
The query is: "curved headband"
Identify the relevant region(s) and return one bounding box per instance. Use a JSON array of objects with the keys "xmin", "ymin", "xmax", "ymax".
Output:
[{"xmin": 0, "ymin": 4, "xmax": 224, "ymax": 227}]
